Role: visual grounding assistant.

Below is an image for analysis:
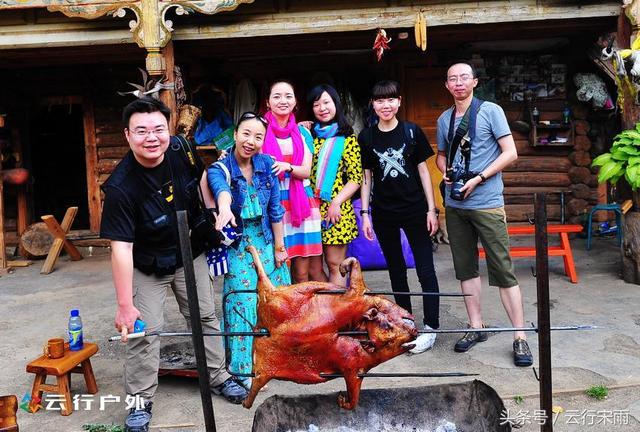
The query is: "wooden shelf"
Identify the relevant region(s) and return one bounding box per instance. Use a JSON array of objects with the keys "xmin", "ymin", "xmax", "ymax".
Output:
[{"xmin": 529, "ymin": 119, "xmax": 574, "ymax": 147}]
